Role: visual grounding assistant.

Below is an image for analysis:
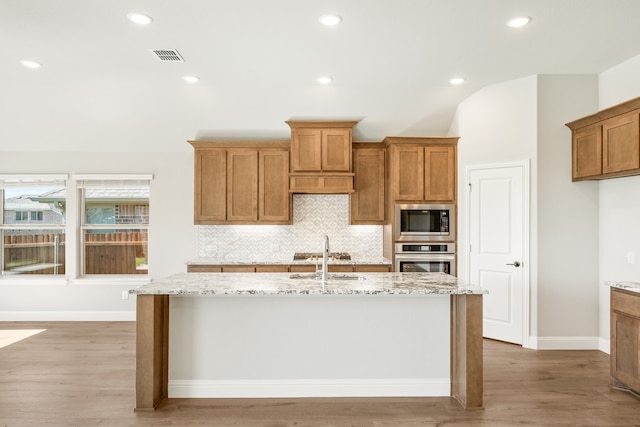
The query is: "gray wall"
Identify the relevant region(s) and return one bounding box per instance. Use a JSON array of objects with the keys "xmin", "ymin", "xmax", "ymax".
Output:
[{"xmin": 450, "ymin": 74, "xmax": 602, "ymax": 348}]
